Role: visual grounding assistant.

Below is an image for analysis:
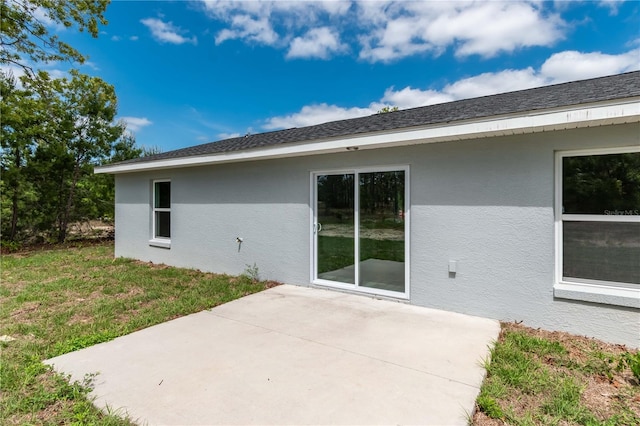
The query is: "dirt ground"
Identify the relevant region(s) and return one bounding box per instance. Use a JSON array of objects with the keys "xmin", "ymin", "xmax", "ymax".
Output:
[
  {"xmin": 67, "ymin": 220, "xmax": 114, "ymax": 239},
  {"xmin": 320, "ymin": 223, "xmax": 405, "ymax": 240}
]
